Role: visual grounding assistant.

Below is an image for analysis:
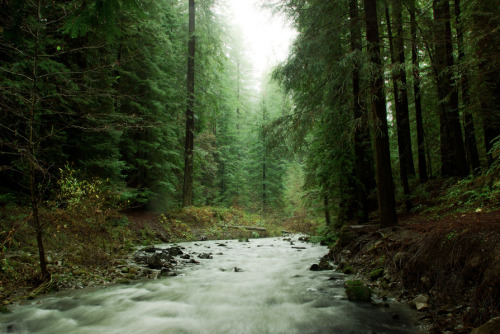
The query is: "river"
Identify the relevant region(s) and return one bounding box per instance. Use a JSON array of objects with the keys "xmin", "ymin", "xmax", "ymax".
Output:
[{"xmin": 1, "ymin": 236, "xmax": 421, "ymax": 333}]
